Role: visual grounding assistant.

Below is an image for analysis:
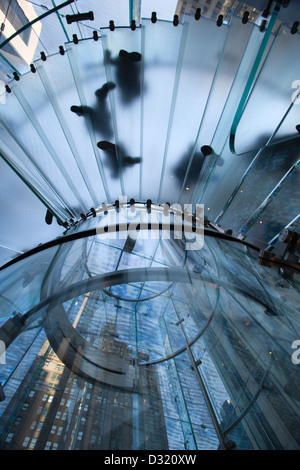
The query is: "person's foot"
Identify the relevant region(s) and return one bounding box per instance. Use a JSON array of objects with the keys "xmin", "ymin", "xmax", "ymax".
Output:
[
  {"xmin": 70, "ymin": 105, "xmax": 84, "ymax": 116},
  {"xmin": 123, "ymin": 156, "xmax": 141, "ymax": 165},
  {"xmin": 97, "ymin": 141, "xmax": 117, "ymax": 152},
  {"xmin": 45, "ymin": 209, "xmax": 53, "ymax": 225},
  {"xmin": 119, "ymin": 49, "xmax": 141, "ymax": 62},
  {"xmin": 95, "ymin": 82, "xmax": 116, "ymax": 98}
]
